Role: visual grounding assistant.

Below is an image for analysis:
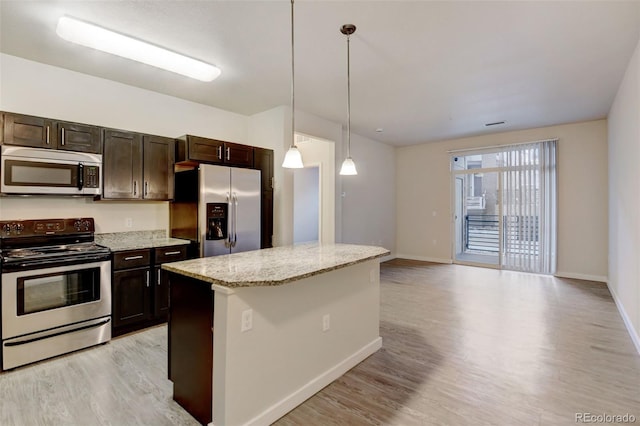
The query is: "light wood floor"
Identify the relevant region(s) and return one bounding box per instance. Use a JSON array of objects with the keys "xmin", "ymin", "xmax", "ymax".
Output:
[{"xmin": 1, "ymin": 260, "xmax": 639, "ymax": 425}]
